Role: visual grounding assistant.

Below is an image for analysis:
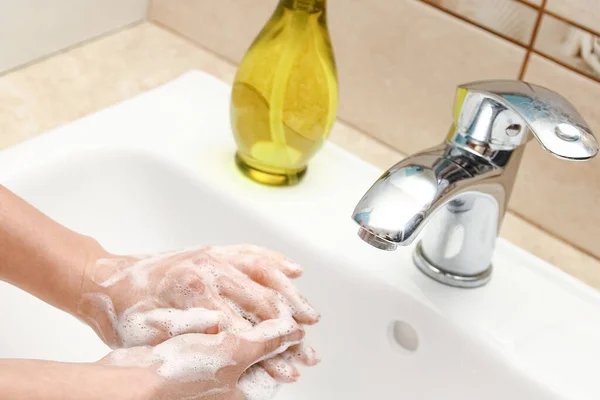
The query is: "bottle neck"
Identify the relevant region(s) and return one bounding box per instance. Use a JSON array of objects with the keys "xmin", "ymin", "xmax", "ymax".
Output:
[{"xmin": 280, "ymin": 0, "xmax": 326, "ymax": 13}]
